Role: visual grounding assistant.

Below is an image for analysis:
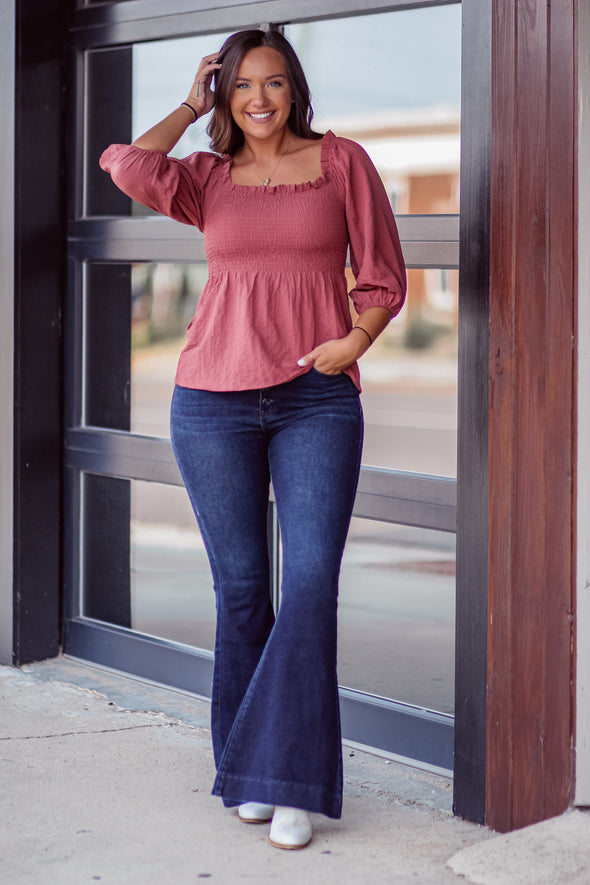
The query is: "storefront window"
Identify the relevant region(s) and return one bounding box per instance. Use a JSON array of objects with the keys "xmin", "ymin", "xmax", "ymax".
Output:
[
  {"xmin": 83, "ymin": 261, "xmax": 208, "ymax": 435},
  {"xmin": 82, "ymin": 474, "xmax": 216, "ymax": 650},
  {"xmin": 285, "ymin": 7, "xmax": 461, "ymax": 215},
  {"xmin": 339, "ymin": 518, "xmax": 455, "ymax": 714}
]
